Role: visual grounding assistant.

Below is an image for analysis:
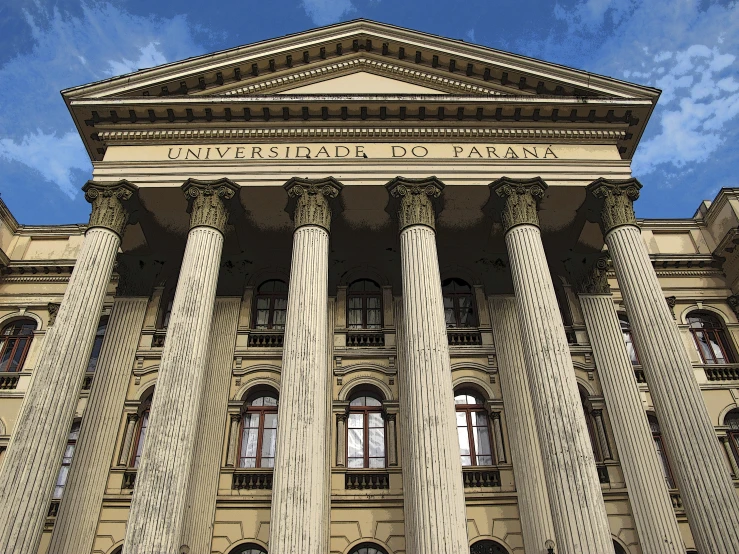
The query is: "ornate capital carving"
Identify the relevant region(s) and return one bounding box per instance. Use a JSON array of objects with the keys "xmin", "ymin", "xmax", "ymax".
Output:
[
  {"xmin": 47, "ymin": 303, "xmax": 60, "ymax": 326},
  {"xmin": 284, "ymin": 177, "xmax": 343, "ymax": 232},
  {"xmin": 182, "ymin": 178, "xmax": 240, "ymax": 234},
  {"xmin": 576, "ymin": 256, "xmax": 611, "ymax": 295},
  {"xmin": 82, "ymin": 180, "xmax": 137, "ymax": 237},
  {"xmin": 489, "ymin": 177, "xmax": 547, "ymax": 232},
  {"xmin": 587, "ymin": 178, "xmax": 642, "ymax": 234},
  {"xmin": 386, "ymin": 176, "xmax": 444, "ymax": 231}
]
